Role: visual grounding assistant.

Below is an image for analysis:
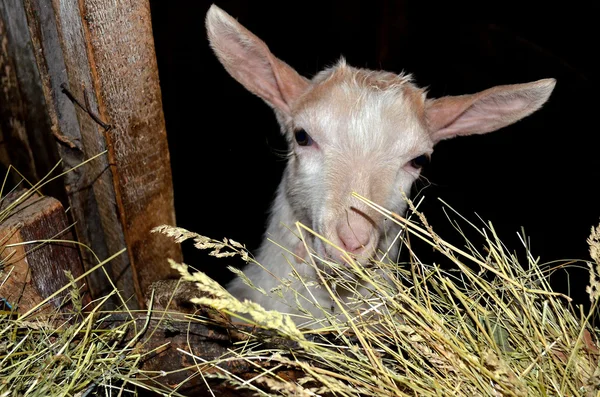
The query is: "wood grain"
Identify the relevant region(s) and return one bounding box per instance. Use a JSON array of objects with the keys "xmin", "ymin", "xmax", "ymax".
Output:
[
  {"xmin": 0, "ymin": 1, "xmax": 58, "ymax": 188},
  {"xmin": 0, "ymin": 190, "xmax": 89, "ymax": 314},
  {"xmin": 78, "ymin": 0, "xmax": 182, "ymax": 300},
  {"xmin": 17, "ymin": 0, "xmax": 131, "ymax": 306}
]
